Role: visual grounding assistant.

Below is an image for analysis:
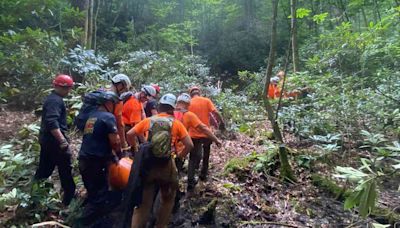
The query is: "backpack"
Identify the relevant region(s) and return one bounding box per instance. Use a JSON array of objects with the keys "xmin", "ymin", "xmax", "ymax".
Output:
[
  {"xmin": 148, "ymin": 116, "xmax": 174, "ymax": 159},
  {"xmin": 74, "ymin": 91, "xmax": 102, "ymax": 131}
]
